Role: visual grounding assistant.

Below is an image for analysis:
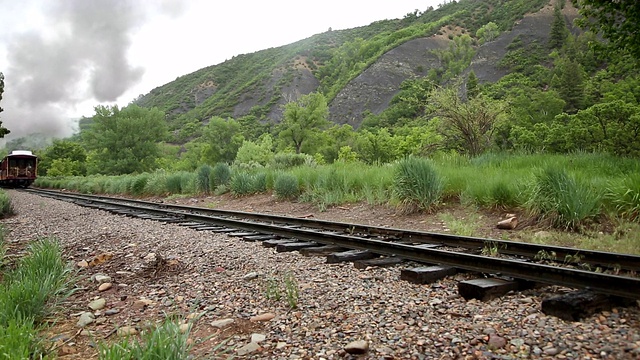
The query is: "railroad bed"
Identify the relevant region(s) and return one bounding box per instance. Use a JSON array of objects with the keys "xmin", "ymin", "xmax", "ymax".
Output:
[
  {"xmin": 5, "ymin": 189, "xmax": 640, "ymax": 359},
  {"xmin": 26, "ymin": 189, "xmax": 640, "ymax": 312}
]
